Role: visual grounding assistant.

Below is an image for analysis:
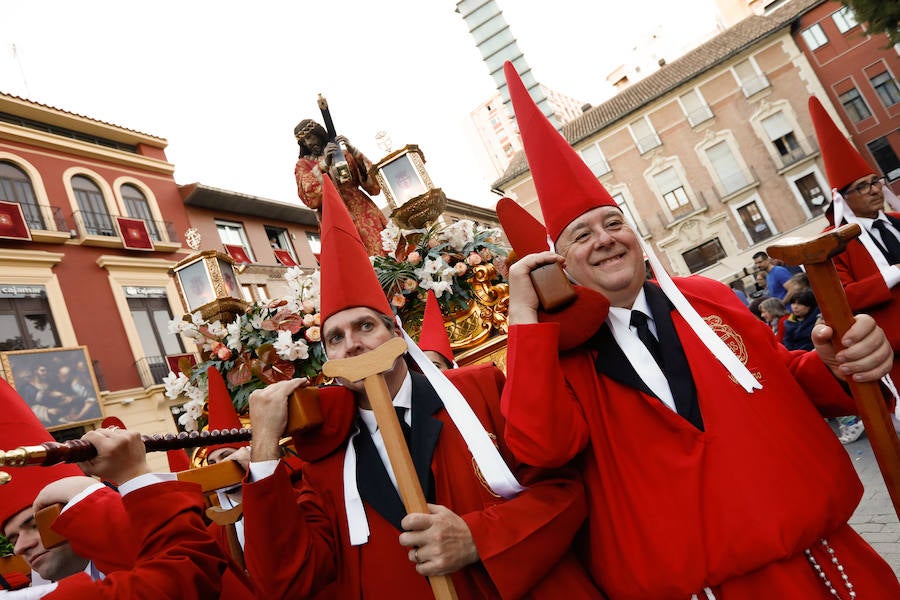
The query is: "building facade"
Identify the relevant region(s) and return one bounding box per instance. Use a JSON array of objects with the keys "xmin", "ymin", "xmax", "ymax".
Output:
[
  {"xmin": 793, "ymin": 2, "xmax": 900, "ymax": 181},
  {"xmin": 493, "ymin": 0, "xmax": 899, "ymax": 283},
  {"xmin": 0, "ymin": 93, "xmax": 320, "ymax": 469}
]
